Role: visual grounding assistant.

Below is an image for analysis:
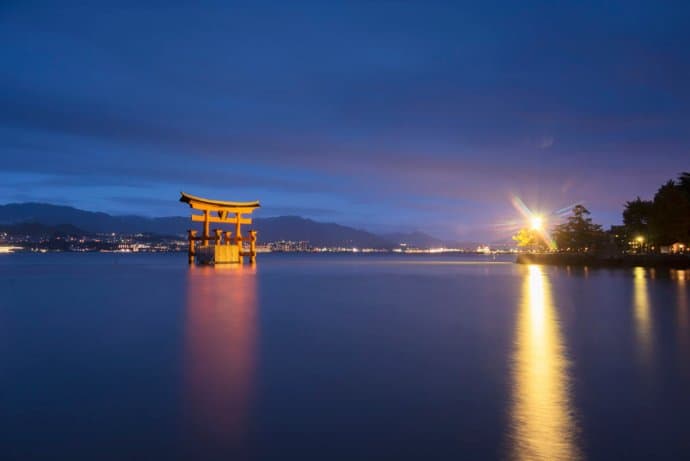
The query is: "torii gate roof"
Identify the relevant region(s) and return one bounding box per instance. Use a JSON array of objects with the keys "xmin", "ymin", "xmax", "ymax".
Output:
[{"xmin": 179, "ymin": 192, "xmax": 261, "ymax": 211}]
